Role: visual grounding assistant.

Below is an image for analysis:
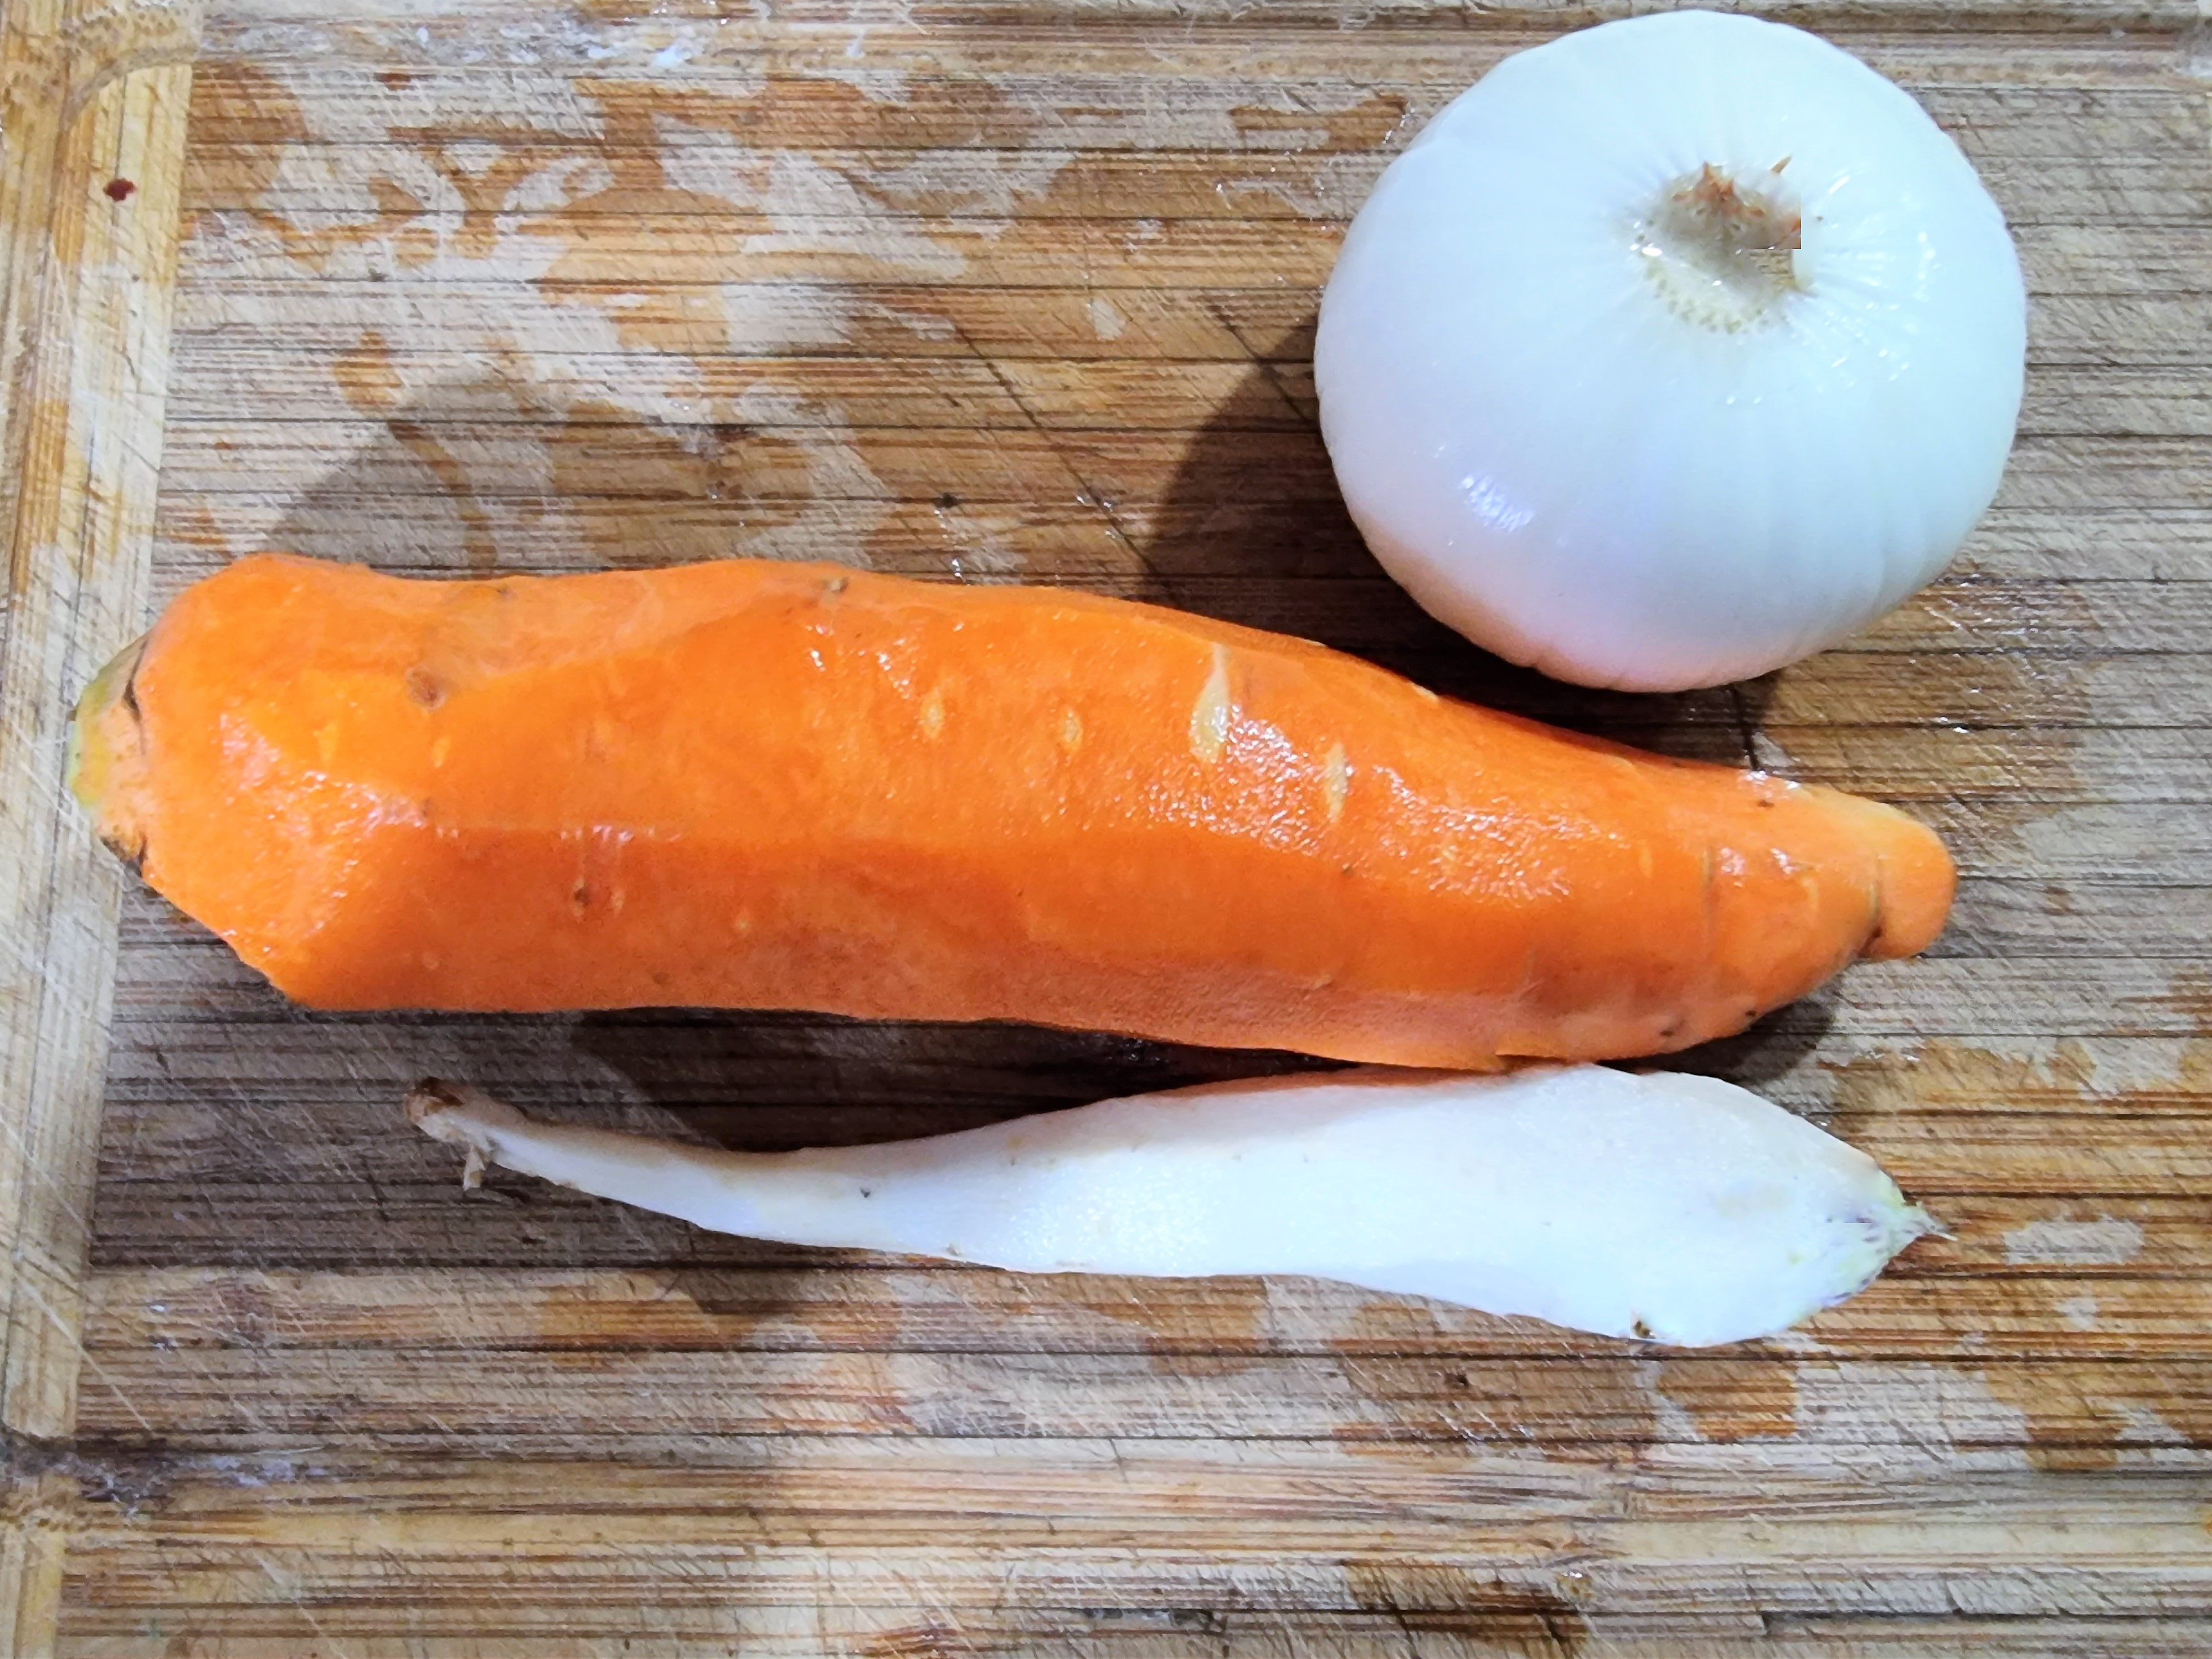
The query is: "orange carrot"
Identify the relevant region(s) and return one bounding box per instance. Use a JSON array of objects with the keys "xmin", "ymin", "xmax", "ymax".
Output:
[{"xmin": 72, "ymin": 553, "xmax": 1950, "ymax": 1067}]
